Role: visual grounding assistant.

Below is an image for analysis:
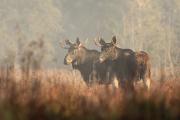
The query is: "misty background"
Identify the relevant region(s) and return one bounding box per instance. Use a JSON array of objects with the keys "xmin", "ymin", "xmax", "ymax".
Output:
[{"xmin": 0, "ymin": 0, "xmax": 179, "ymax": 77}]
